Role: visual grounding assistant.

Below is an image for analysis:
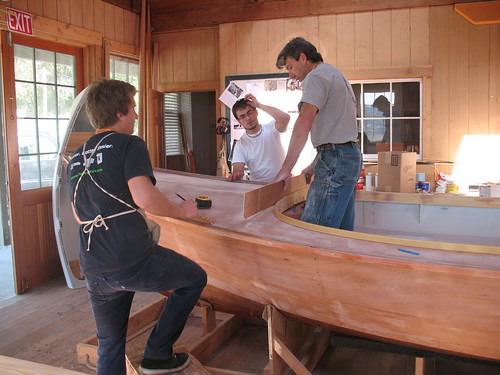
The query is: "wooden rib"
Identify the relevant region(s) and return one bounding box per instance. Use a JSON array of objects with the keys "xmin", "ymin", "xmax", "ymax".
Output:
[
  {"xmin": 243, "ymin": 174, "xmax": 309, "ymax": 219},
  {"xmin": 66, "ymin": 132, "xmax": 94, "ymax": 152},
  {"xmin": 69, "ymin": 260, "xmax": 84, "ymax": 280}
]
